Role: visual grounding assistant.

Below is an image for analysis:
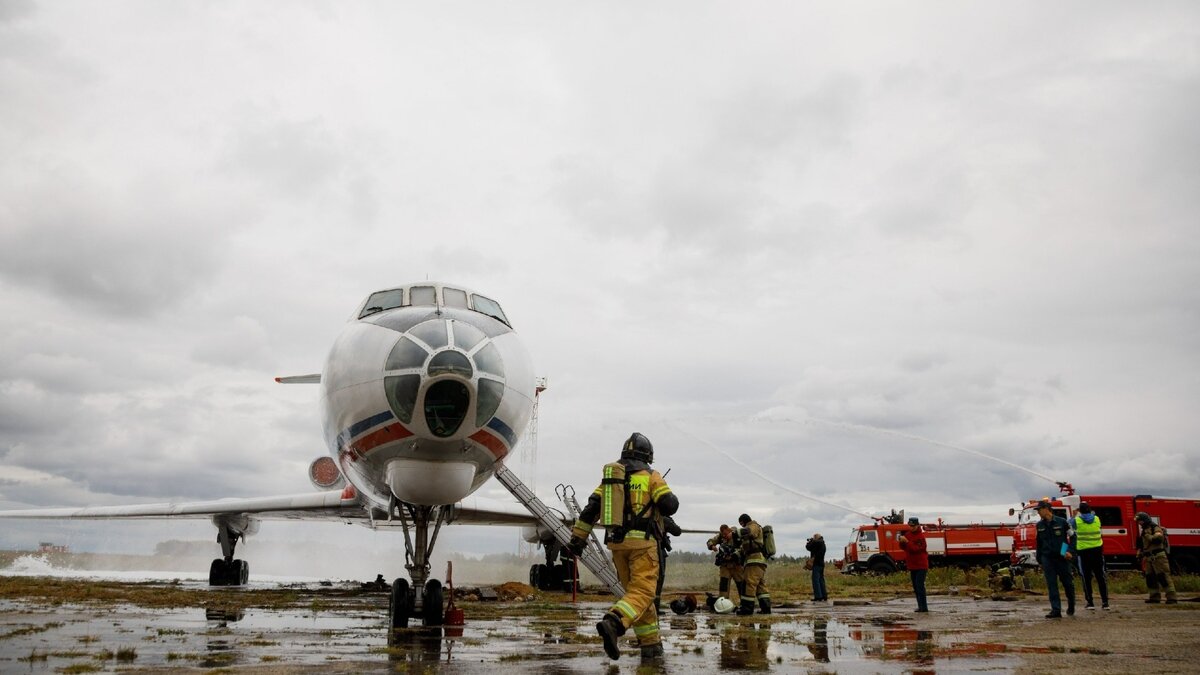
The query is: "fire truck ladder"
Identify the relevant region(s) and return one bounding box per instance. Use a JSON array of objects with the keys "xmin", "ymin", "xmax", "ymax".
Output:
[{"xmin": 493, "ymin": 463, "xmax": 624, "ymax": 596}]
